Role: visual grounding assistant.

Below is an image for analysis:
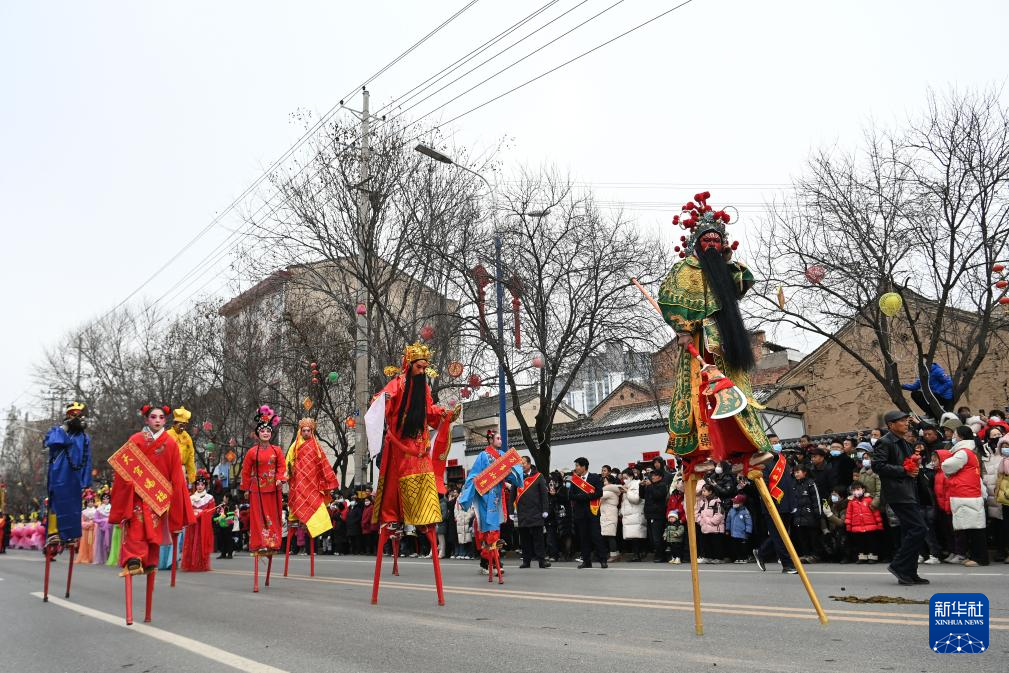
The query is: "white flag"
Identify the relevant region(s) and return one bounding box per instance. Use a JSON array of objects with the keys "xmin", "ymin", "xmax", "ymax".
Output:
[{"xmin": 365, "ymin": 394, "xmax": 386, "ymax": 458}]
